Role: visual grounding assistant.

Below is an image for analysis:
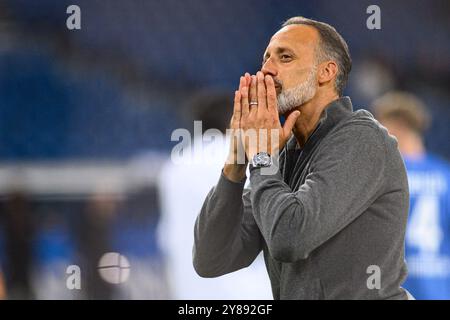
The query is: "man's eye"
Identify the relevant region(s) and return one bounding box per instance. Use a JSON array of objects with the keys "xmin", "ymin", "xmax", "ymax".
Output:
[{"xmin": 280, "ymin": 55, "xmax": 291, "ymax": 60}]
